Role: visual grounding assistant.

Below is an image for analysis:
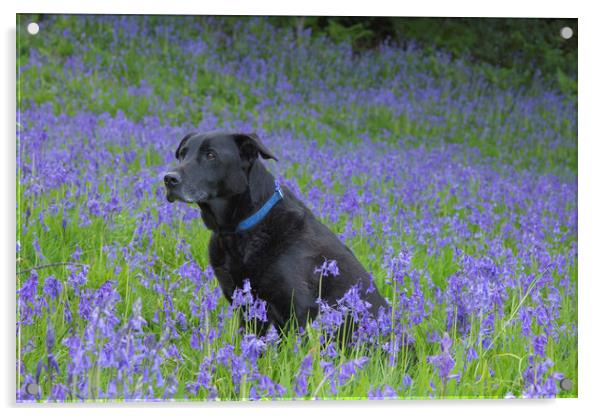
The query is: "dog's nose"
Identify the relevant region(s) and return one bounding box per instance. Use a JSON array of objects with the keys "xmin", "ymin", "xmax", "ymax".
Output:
[{"xmin": 164, "ymin": 172, "xmax": 181, "ymax": 188}]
